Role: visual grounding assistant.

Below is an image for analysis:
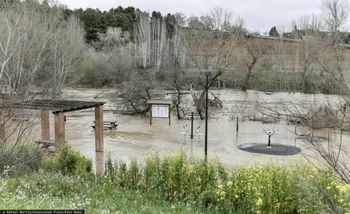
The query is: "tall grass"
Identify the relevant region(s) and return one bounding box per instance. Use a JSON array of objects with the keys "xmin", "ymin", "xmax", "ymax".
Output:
[
  {"xmin": 104, "ymin": 152, "xmax": 350, "ymax": 213},
  {"xmin": 1, "ymin": 147, "xmax": 350, "ymax": 213},
  {"xmin": 0, "ymin": 172, "xmax": 193, "ymax": 213}
]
